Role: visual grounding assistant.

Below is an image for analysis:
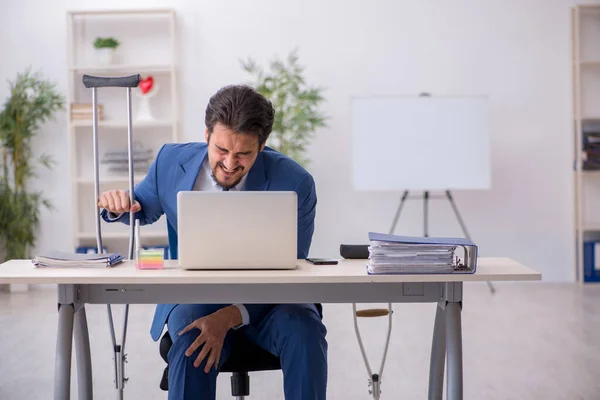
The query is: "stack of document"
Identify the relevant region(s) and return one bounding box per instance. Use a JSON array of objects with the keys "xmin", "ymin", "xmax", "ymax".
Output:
[
  {"xmin": 101, "ymin": 143, "xmax": 153, "ymax": 175},
  {"xmin": 32, "ymin": 251, "xmax": 124, "ymax": 268},
  {"xmin": 366, "ymin": 232, "xmax": 477, "ymax": 275}
]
